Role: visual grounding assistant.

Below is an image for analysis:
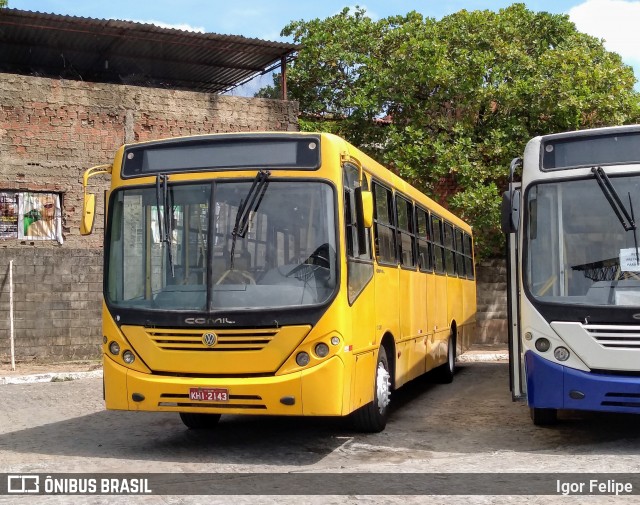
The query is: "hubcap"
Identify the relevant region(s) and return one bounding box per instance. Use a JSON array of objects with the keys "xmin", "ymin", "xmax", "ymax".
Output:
[{"xmin": 375, "ymin": 361, "xmax": 391, "ymax": 414}]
